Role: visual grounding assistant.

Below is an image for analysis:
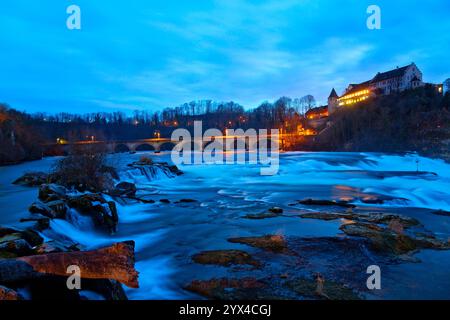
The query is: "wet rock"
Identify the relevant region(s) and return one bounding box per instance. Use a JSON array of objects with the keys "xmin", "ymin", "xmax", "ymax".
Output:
[
  {"xmin": 286, "ymin": 277, "xmax": 361, "ymax": 300},
  {"xmin": 185, "ymin": 278, "xmax": 267, "ymax": 300},
  {"xmin": 244, "ymin": 212, "xmax": 281, "ymax": 220},
  {"xmin": 360, "ymin": 196, "xmax": 385, "ymax": 205},
  {"xmin": 0, "ymin": 285, "xmax": 22, "ymax": 300},
  {"xmin": 0, "ymin": 227, "xmax": 17, "ymax": 237},
  {"xmin": 339, "ymin": 222, "xmax": 448, "ymax": 255},
  {"xmin": 228, "ymin": 235, "xmax": 289, "ymax": 253},
  {"xmin": 0, "ymin": 227, "xmax": 43, "ymax": 257},
  {"xmin": 192, "ymin": 250, "xmax": 260, "ymax": 267},
  {"xmin": 34, "ymin": 242, "xmax": 66, "ymax": 254},
  {"xmin": 29, "ymin": 200, "xmax": 67, "ymax": 219},
  {"xmin": 387, "ymin": 219, "xmax": 404, "ymax": 234},
  {"xmin": 82, "ymin": 279, "xmax": 128, "ymax": 300},
  {"xmin": 296, "ymin": 199, "xmax": 356, "ymax": 209},
  {"xmin": 361, "ymin": 213, "xmax": 420, "ymax": 228},
  {"xmin": 20, "ymin": 217, "xmax": 51, "ymax": 231},
  {"xmin": 67, "ymin": 194, "xmax": 119, "ymax": 234},
  {"xmin": 300, "ymin": 211, "xmax": 420, "ymax": 229},
  {"xmin": 111, "ymin": 182, "xmax": 137, "ymax": 197},
  {"xmin": 13, "ymin": 172, "xmax": 49, "ymax": 187},
  {"xmin": 168, "ymin": 165, "xmax": 183, "ymax": 176},
  {"xmin": 100, "ymin": 165, "xmax": 120, "ymax": 181},
  {"xmin": 0, "ymin": 238, "xmax": 33, "ymax": 257},
  {"xmin": 20, "ymin": 229, "xmax": 44, "ymax": 247},
  {"xmin": 432, "ymin": 210, "xmax": 450, "ymax": 217},
  {"xmin": 268, "ymin": 207, "xmax": 283, "ymax": 214},
  {"xmin": 46, "ymin": 200, "xmax": 68, "ymax": 217},
  {"xmin": 38, "ymin": 184, "xmax": 67, "ymax": 203},
  {"xmin": 178, "ymin": 199, "xmax": 198, "ymax": 203},
  {"xmin": 299, "ymin": 212, "xmax": 354, "ymax": 221},
  {"xmin": 29, "ymin": 202, "xmax": 56, "ymax": 218},
  {"xmin": 340, "ymin": 222, "xmax": 416, "ymax": 254},
  {"xmin": 359, "ymin": 195, "xmax": 409, "ymax": 205},
  {"xmin": 129, "ymin": 197, "xmax": 155, "ymax": 204}
]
